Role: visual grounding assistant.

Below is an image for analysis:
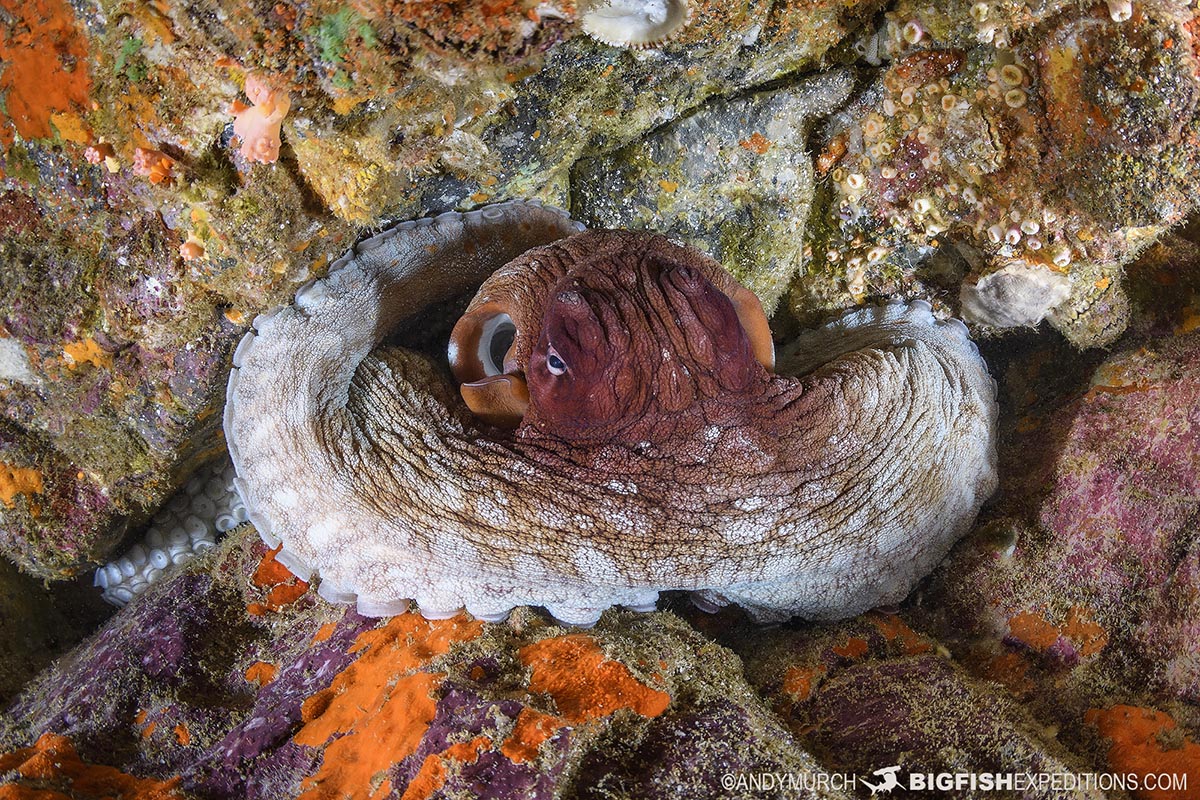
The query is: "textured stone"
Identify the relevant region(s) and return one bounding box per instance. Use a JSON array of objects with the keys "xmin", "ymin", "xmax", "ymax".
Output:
[
  {"xmin": 572, "ymin": 70, "xmax": 854, "ymax": 314},
  {"xmin": 0, "ymin": 531, "xmax": 840, "ymax": 799},
  {"xmin": 916, "ymin": 331, "xmax": 1200, "ymax": 705}
]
